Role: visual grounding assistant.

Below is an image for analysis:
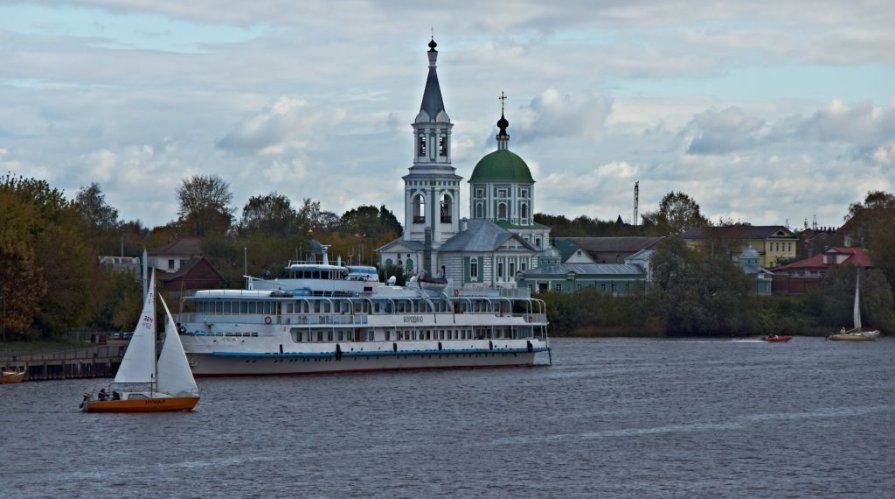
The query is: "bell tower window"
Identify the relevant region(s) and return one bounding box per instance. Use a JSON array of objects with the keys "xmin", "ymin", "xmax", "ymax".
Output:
[
  {"xmin": 440, "ymin": 194, "xmax": 452, "ymax": 223},
  {"xmin": 439, "ymin": 136, "xmax": 447, "ymax": 157},
  {"xmin": 413, "ymin": 194, "xmax": 425, "ymax": 224},
  {"xmin": 418, "ymin": 135, "xmax": 427, "ymax": 157}
]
